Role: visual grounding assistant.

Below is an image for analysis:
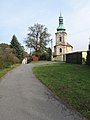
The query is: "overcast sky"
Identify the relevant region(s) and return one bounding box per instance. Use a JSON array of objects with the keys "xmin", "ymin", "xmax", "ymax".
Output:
[{"xmin": 0, "ymin": 0, "xmax": 90, "ymax": 52}]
